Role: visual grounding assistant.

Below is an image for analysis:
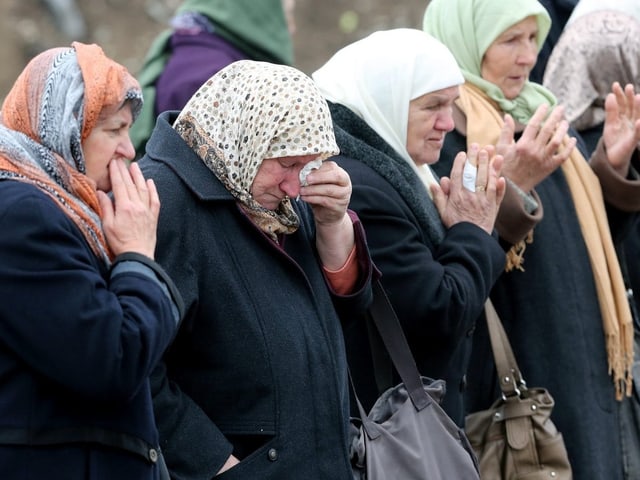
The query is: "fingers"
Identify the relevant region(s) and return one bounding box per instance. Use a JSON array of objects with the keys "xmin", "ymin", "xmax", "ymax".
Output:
[
  {"xmin": 146, "ymin": 178, "xmax": 161, "ymax": 218},
  {"xmin": 498, "ymin": 114, "xmax": 515, "ymax": 147},
  {"xmin": 431, "ymin": 181, "xmax": 447, "ymax": 214},
  {"xmin": 554, "ymin": 136, "xmax": 577, "ymax": 164},
  {"xmin": 451, "ymin": 147, "xmax": 498, "ymax": 195},
  {"xmin": 522, "ymin": 104, "xmax": 549, "ymax": 139},
  {"xmin": 300, "ymin": 161, "xmax": 351, "ymax": 224},
  {"xmin": 437, "ymin": 148, "xmax": 504, "ymax": 234},
  {"xmin": 612, "ymin": 81, "xmax": 626, "ymax": 112},
  {"xmin": 109, "ymin": 159, "xmax": 157, "ymax": 211},
  {"xmin": 474, "ymin": 148, "xmax": 490, "ymax": 191},
  {"xmin": 129, "ymin": 161, "xmax": 150, "ymax": 203},
  {"xmin": 604, "ymin": 91, "xmax": 619, "ymax": 127},
  {"xmin": 108, "ymin": 159, "xmax": 131, "ymax": 202}
]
